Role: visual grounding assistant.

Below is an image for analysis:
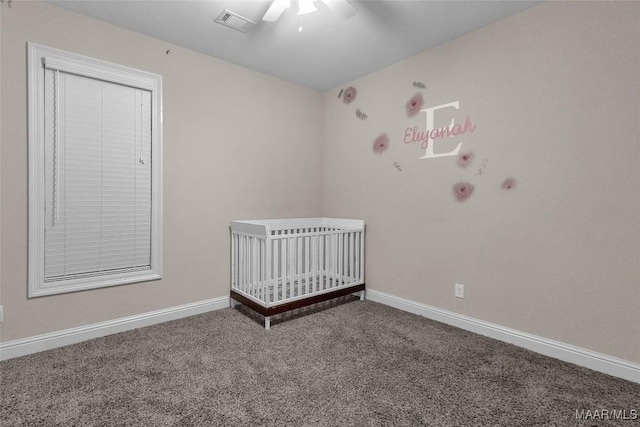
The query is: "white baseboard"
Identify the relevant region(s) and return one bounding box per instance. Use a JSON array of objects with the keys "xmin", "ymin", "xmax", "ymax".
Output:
[
  {"xmin": 0, "ymin": 296, "xmax": 230, "ymax": 361},
  {"xmin": 365, "ymin": 289, "xmax": 640, "ymax": 384},
  {"xmin": 3, "ymin": 291, "xmax": 638, "ymax": 384}
]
